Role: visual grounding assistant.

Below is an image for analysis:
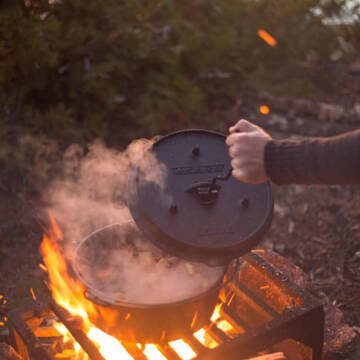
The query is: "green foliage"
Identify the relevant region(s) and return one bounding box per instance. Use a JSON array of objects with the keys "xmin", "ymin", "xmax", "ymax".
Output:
[{"xmin": 0, "ymin": 0, "xmax": 353, "ymax": 182}]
